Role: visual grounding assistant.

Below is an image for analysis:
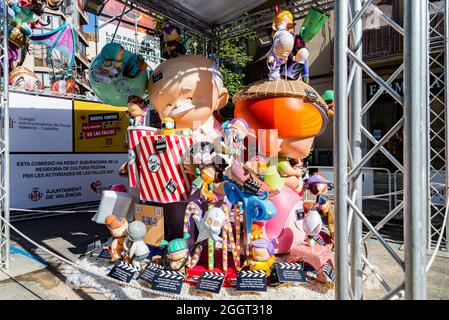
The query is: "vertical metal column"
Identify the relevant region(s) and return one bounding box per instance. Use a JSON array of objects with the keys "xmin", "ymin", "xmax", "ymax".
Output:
[
  {"xmin": 403, "ymin": 0, "xmax": 427, "ymax": 300},
  {"xmin": 0, "ymin": 0, "xmax": 11, "ymax": 271},
  {"xmin": 349, "ymin": 0, "xmax": 364, "ymax": 300},
  {"xmin": 334, "ymin": 0, "xmax": 350, "ymax": 300},
  {"xmin": 335, "ymin": 0, "xmax": 428, "ymax": 300},
  {"xmin": 445, "ymin": 0, "xmax": 449, "ymax": 252},
  {"xmin": 427, "ymin": 0, "xmax": 449, "ymax": 252}
]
